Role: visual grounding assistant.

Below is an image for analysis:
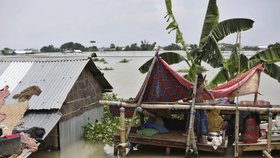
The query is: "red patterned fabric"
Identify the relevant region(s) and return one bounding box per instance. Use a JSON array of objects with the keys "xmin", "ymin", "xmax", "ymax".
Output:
[
  {"xmin": 134, "ymin": 55, "xmax": 263, "ymax": 102},
  {"xmin": 135, "ymin": 57, "xmax": 193, "ymax": 102}
]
